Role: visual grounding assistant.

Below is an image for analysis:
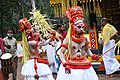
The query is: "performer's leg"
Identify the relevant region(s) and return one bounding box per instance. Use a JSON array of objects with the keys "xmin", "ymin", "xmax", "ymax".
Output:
[{"xmin": 49, "ymin": 63, "xmax": 57, "ymax": 79}]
